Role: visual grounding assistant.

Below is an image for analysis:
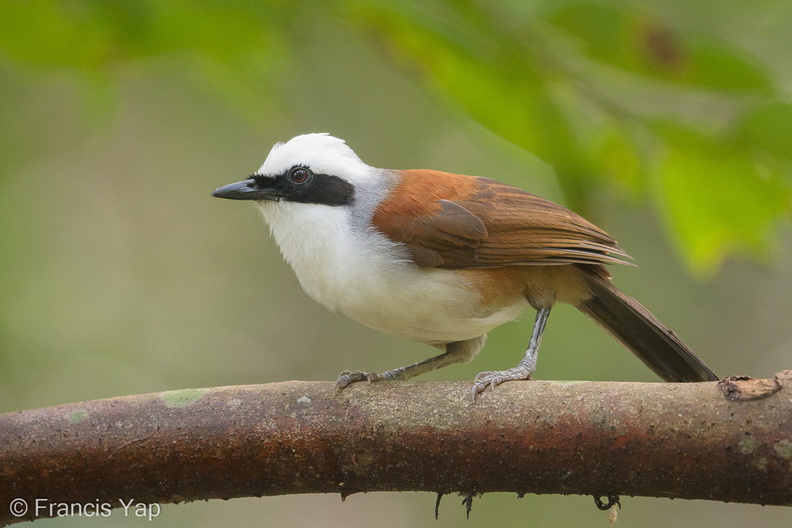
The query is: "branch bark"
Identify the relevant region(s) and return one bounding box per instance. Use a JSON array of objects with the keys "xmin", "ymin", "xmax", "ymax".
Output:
[{"xmin": 1, "ymin": 372, "xmax": 791, "ymax": 525}]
